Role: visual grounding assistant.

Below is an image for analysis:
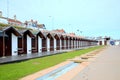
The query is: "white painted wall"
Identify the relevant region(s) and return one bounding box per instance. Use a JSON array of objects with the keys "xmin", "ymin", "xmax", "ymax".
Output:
[
  {"xmin": 64, "ymin": 39, "xmax": 66, "ymax": 49},
  {"xmin": 107, "ymin": 40, "xmax": 110, "ymax": 45},
  {"xmin": 115, "ymin": 41, "xmax": 120, "ymax": 45},
  {"xmin": 60, "ymin": 39, "xmax": 62, "ymax": 50},
  {"xmin": 38, "ymin": 36, "xmax": 42, "ymax": 53},
  {"xmin": 47, "ymin": 37, "xmax": 50, "ymax": 52},
  {"xmin": 54, "ymin": 38, "xmax": 56, "ymax": 51},
  {"xmin": 11, "ymin": 33, "xmax": 18, "ymax": 56},
  {"xmin": 102, "ymin": 39, "xmax": 105, "ymax": 45},
  {"xmin": 97, "ymin": 41, "xmax": 100, "ymax": 45},
  {"xmin": 27, "ymin": 35, "xmax": 32, "ymax": 54}
]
